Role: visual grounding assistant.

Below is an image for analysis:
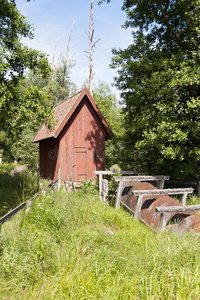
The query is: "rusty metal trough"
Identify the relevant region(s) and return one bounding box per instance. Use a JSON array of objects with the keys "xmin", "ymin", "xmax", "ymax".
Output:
[{"xmin": 119, "ymin": 181, "xmax": 200, "ymax": 234}]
